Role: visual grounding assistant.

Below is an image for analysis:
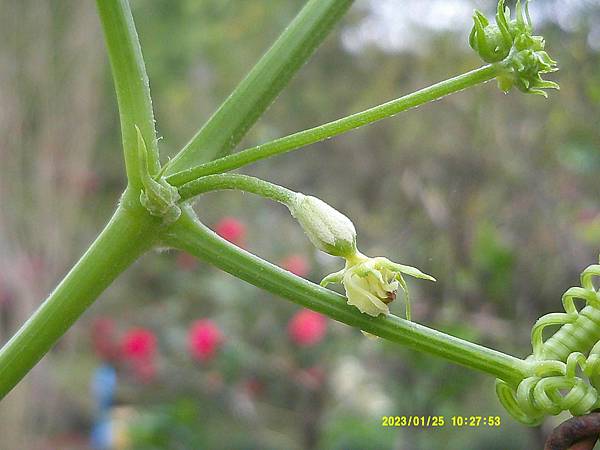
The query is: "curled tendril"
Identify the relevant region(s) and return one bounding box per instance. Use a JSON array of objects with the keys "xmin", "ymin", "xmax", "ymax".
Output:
[
  {"xmin": 496, "ymin": 262, "xmax": 600, "ymax": 425},
  {"xmin": 496, "ymin": 362, "xmax": 600, "ymax": 426},
  {"xmin": 470, "ymin": 0, "xmax": 558, "ymax": 97}
]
